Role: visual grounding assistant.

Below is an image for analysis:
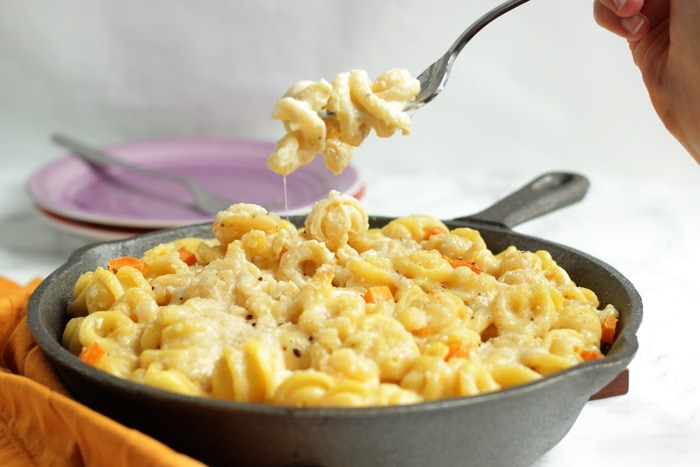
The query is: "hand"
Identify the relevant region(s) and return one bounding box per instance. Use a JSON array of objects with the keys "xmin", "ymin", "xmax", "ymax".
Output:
[{"xmin": 594, "ymin": 0, "xmax": 700, "ymax": 163}]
